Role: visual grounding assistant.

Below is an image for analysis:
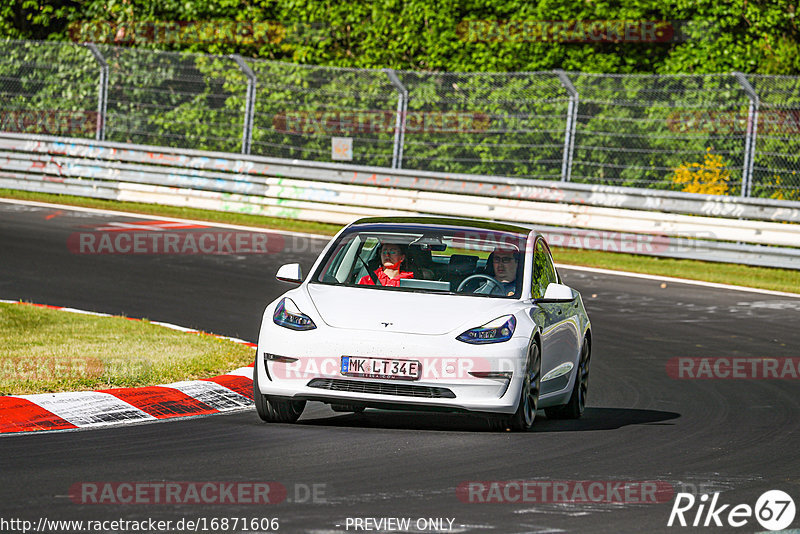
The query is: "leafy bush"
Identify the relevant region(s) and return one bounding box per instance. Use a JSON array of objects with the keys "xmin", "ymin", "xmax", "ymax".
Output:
[{"xmin": 671, "ymin": 148, "xmax": 732, "ymax": 195}]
